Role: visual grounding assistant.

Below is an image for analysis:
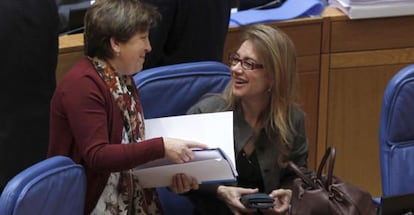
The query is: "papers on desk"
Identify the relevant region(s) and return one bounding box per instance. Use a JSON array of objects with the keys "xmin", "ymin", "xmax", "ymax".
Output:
[
  {"xmin": 132, "ymin": 111, "xmax": 237, "ymax": 188},
  {"xmin": 329, "ymin": 0, "xmax": 414, "ymax": 19}
]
